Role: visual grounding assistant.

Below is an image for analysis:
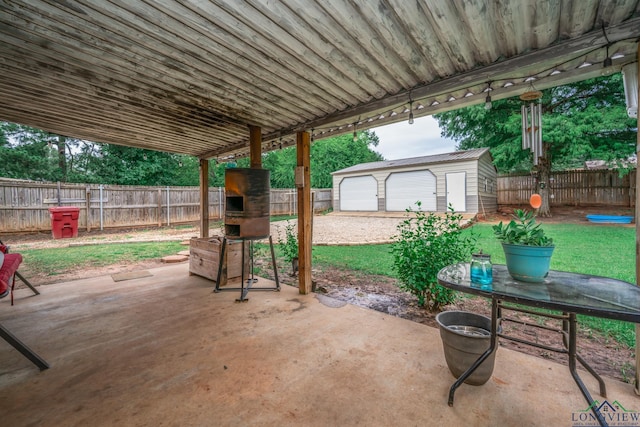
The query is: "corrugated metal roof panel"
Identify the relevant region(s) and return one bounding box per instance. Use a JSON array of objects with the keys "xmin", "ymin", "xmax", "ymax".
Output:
[
  {"xmin": 333, "ymin": 148, "xmax": 492, "ymax": 175},
  {"xmin": 0, "ymin": 1, "xmax": 638, "ymax": 158}
]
